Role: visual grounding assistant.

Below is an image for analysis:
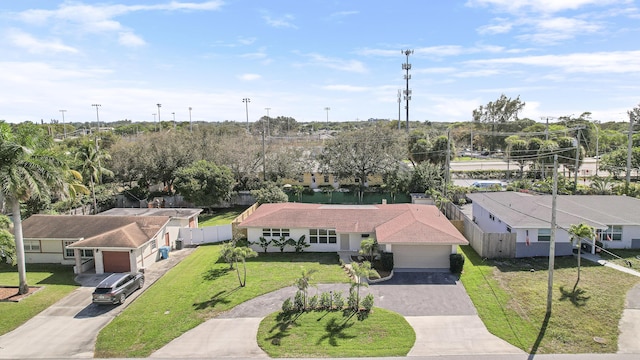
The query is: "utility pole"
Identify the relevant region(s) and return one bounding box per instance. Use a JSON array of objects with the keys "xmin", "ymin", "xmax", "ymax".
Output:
[
  {"xmin": 444, "ymin": 128, "xmax": 451, "ymax": 197},
  {"xmin": 402, "ymin": 49, "xmax": 413, "ymax": 133},
  {"xmin": 157, "ymin": 104, "xmax": 162, "ymax": 129},
  {"xmin": 626, "ymin": 113, "xmax": 635, "ymax": 191},
  {"xmin": 397, "ymin": 89, "xmax": 401, "ymax": 130},
  {"xmin": 59, "ymin": 109, "xmax": 67, "ymax": 139},
  {"xmin": 594, "ymin": 121, "xmax": 600, "ymax": 176},
  {"xmin": 172, "ymin": 112, "xmax": 176, "ymax": 129},
  {"xmin": 262, "ymin": 121, "xmax": 267, "ymax": 181},
  {"xmin": 324, "ymin": 107, "xmax": 330, "ymax": 129},
  {"xmin": 152, "ymin": 113, "xmax": 157, "ymax": 131},
  {"xmin": 189, "ymin": 107, "xmax": 193, "ymax": 133},
  {"xmin": 574, "ymin": 127, "xmax": 581, "ymax": 194},
  {"xmin": 547, "ymin": 154, "xmax": 558, "ymax": 316},
  {"xmin": 91, "ymin": 104, "xmax": 101, "ymax": 133},
  {"xmin": 243, "ymin": 98, "xmax": 251, "ymax": 131}
]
